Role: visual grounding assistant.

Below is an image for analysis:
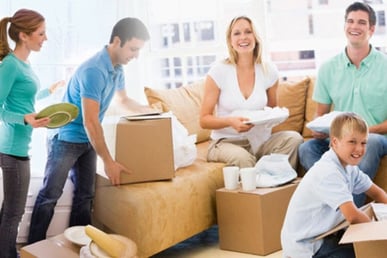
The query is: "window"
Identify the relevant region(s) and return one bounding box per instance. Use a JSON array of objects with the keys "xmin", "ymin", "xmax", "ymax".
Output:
[
  {"xmin": 265, "ymin": 0, "xmax": 387, "ymax": 78},
  {"xmin": 143, "ymin": 0, "xmax": 265, "ymax": 89},
  {"xmin": 4, "ymin": 0, "xmax": 387, "ymax": 175}
]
